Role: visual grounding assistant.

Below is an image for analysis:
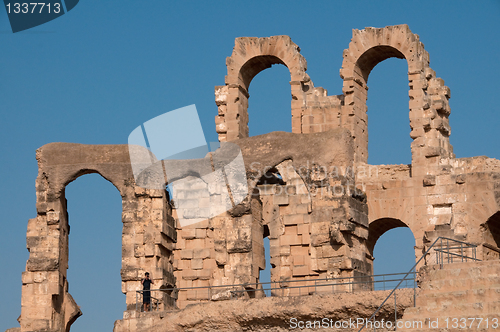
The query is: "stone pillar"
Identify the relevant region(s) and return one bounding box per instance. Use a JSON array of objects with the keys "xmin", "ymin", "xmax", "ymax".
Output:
[
  {"xmin": 409, "ymin": 67, "xmax": 453, "ymax": 171},
  {"xmin": 21, "ymin": 179, "xmax": 80, "ymax": 332},
  {"xmin": 121, "ymin": 187, "xmax": 176, "ymax": 311},
  {"xmin": 341, "ymin": 72, "xmax": 368, "ymax": 163}
]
